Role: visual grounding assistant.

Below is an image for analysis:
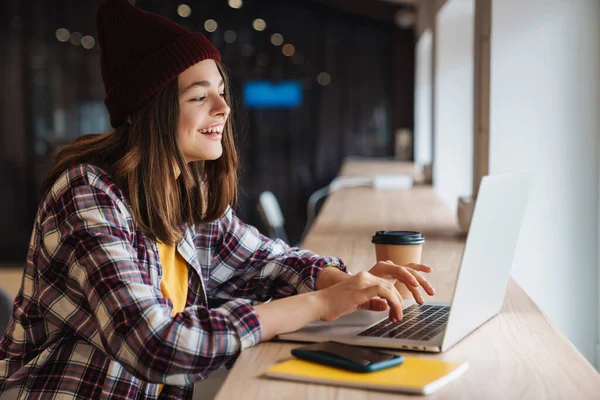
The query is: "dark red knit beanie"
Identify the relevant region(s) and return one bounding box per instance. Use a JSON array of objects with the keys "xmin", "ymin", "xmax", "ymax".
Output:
[{"xmin": 96, "ymin": 0, "xmax": 221, "ymax": 127}]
